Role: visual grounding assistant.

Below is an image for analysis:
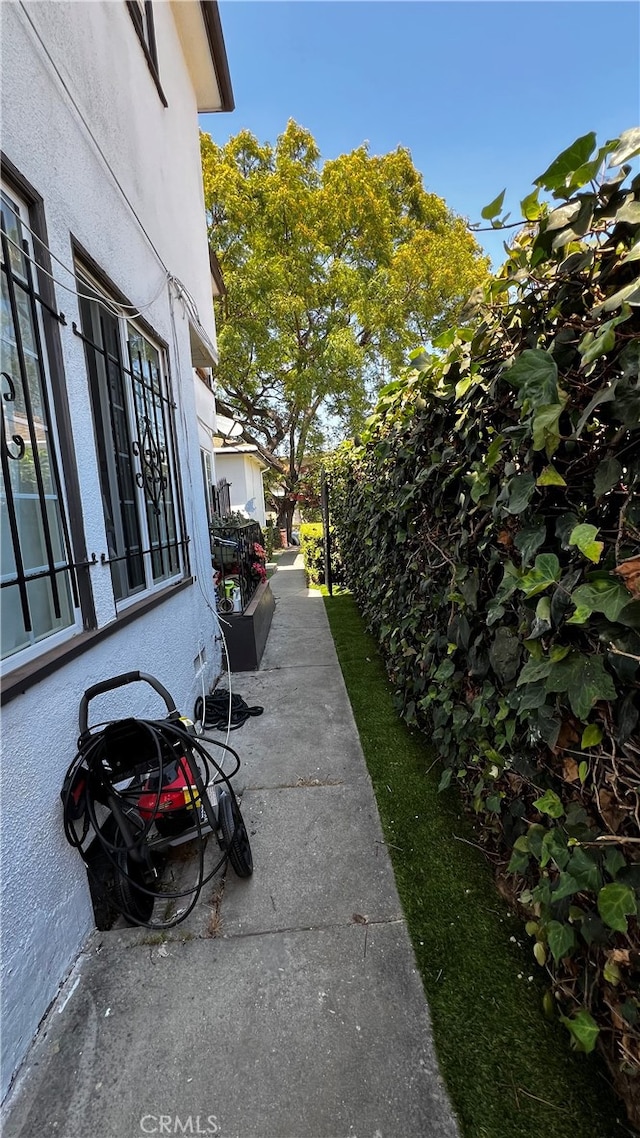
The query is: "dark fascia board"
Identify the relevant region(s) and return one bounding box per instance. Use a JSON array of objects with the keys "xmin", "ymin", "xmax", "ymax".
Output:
[
  {"xmin": 209, "ymin": 247, "xmax": 226, "ymax": 297},
  {"xmin": 200, "ymin": 1, "xmax": 235, "ymax": 112}
]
